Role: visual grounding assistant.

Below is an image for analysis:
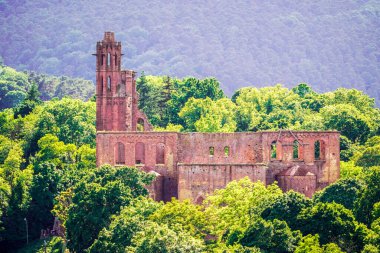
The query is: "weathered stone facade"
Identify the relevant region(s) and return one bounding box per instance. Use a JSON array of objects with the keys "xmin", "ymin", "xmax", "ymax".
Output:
[{"xmin": 96, "ymin": 32, "xmax": 340, "ymax": 201}]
